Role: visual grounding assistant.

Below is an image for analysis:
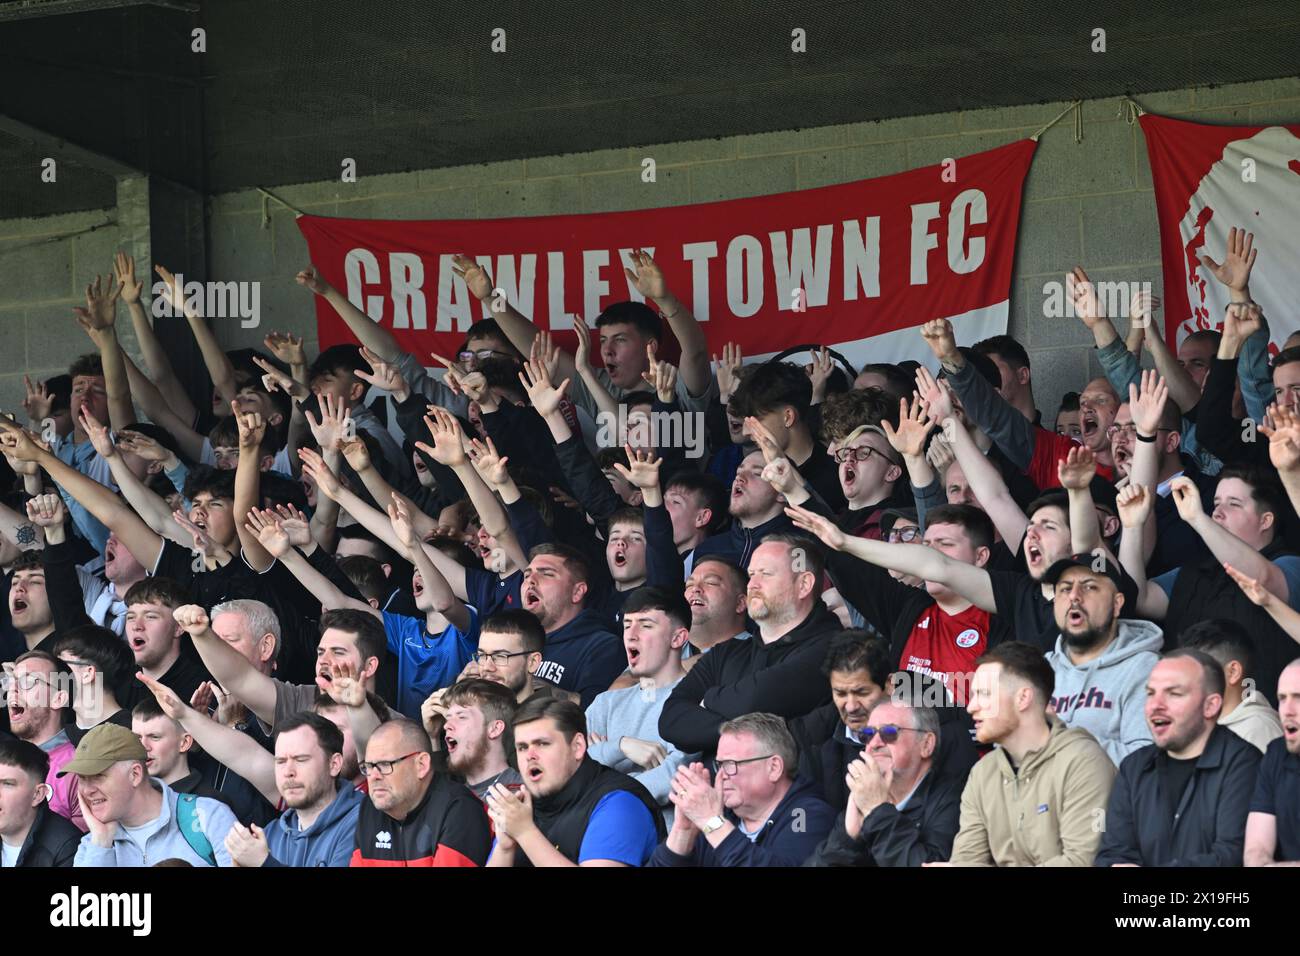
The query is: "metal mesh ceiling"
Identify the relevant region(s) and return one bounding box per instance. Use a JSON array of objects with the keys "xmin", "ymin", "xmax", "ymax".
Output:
[{"xmin": 1, "ymin": 0, "xmax": 1298, "ymax": 218}]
